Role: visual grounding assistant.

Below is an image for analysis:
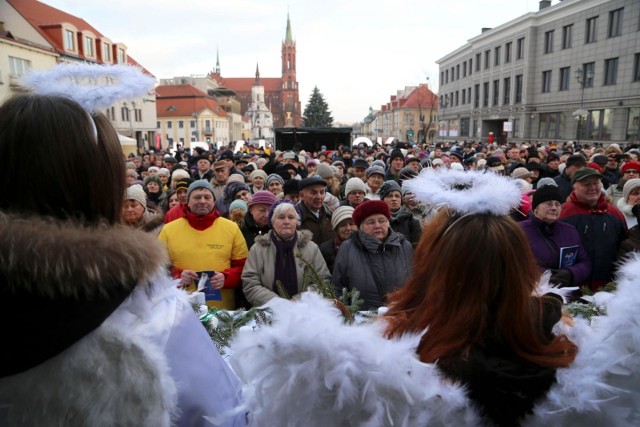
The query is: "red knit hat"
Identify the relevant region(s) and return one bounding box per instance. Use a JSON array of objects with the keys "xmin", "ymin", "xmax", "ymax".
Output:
[
  {"xmin": 621, "ymin": 161, "xmax": 640, "ymax": 174},
  {"xmin": 352, "ymin": 200, "xmax": 391, "ymax": 227}
]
